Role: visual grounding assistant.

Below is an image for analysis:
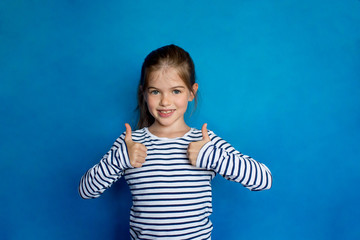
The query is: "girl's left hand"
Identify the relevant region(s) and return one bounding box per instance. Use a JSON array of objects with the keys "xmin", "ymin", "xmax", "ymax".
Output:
[{"xmin": 187, "ymin": 123, "xmax": 211, "ymax": 166}]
